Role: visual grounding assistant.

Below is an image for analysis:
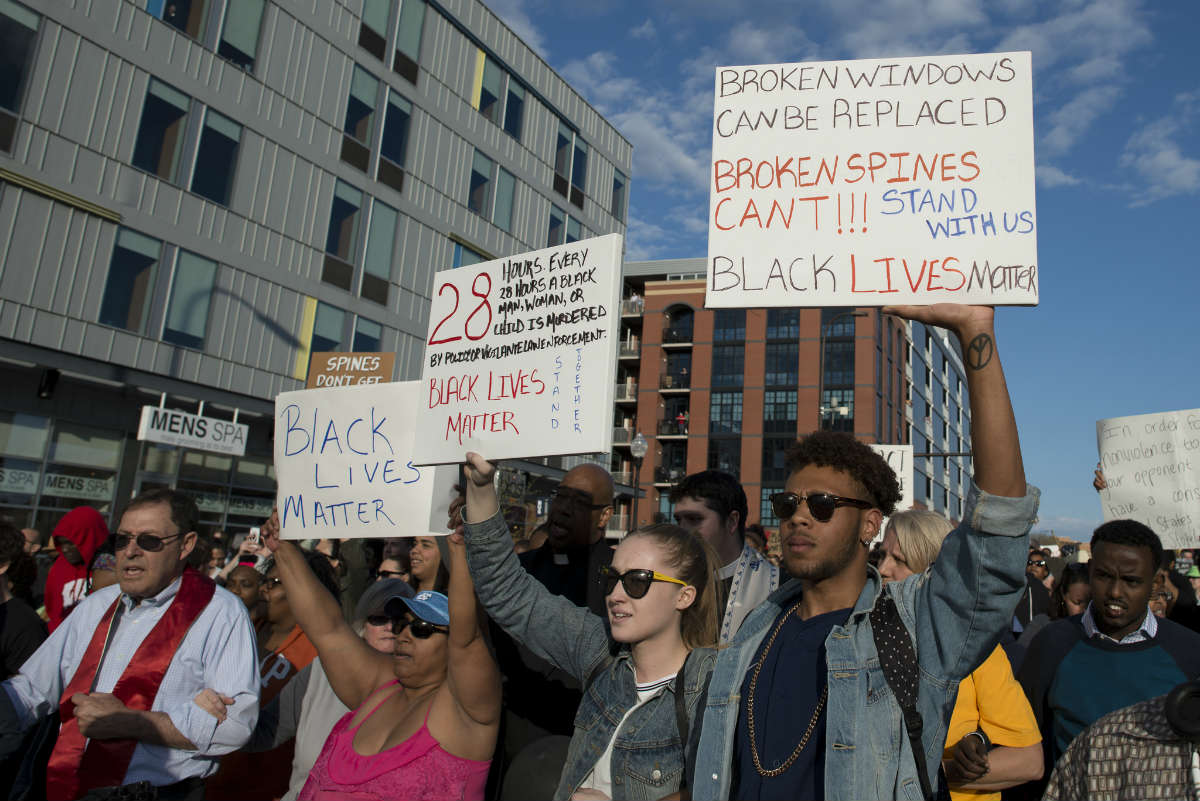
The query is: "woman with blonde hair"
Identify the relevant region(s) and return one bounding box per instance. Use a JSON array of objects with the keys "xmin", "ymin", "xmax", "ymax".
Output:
[
  {"xmin": 879, "ymin": 509, "xmax": 1044, "ymax": 800},
  {"xmin": 459, "ymin": 453, "xmax": 721, "ymax": 800}
]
